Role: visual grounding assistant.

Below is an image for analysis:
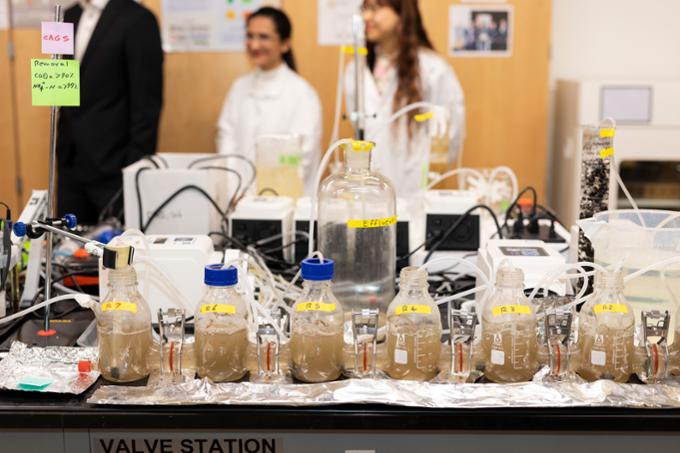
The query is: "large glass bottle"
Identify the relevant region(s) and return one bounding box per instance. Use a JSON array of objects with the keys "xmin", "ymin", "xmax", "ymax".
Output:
[
  {"xmin": 97, "ymin": 246, "xmax": 152, "ymax": 383},
  {"xmin": 482, "ymin": 267, "xmax": 538, "ymax": 383},
  {"xmin": 194, "ymin": 265, "xmax": 249, "ymax": 382},
  {"xmin": 317, "ymin": 140, "xmax": 396, "ymax": 318},
  {"xmin": 577, "ymin": 270, "xmax": 635, "ymax": 382},
  {"xmin": 290, "ymin": 258, "xmax": 344, "ymax": 382},
  {"xmin": 386, "ymin": 267, "xmax": 442, "ymax": 381}
]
